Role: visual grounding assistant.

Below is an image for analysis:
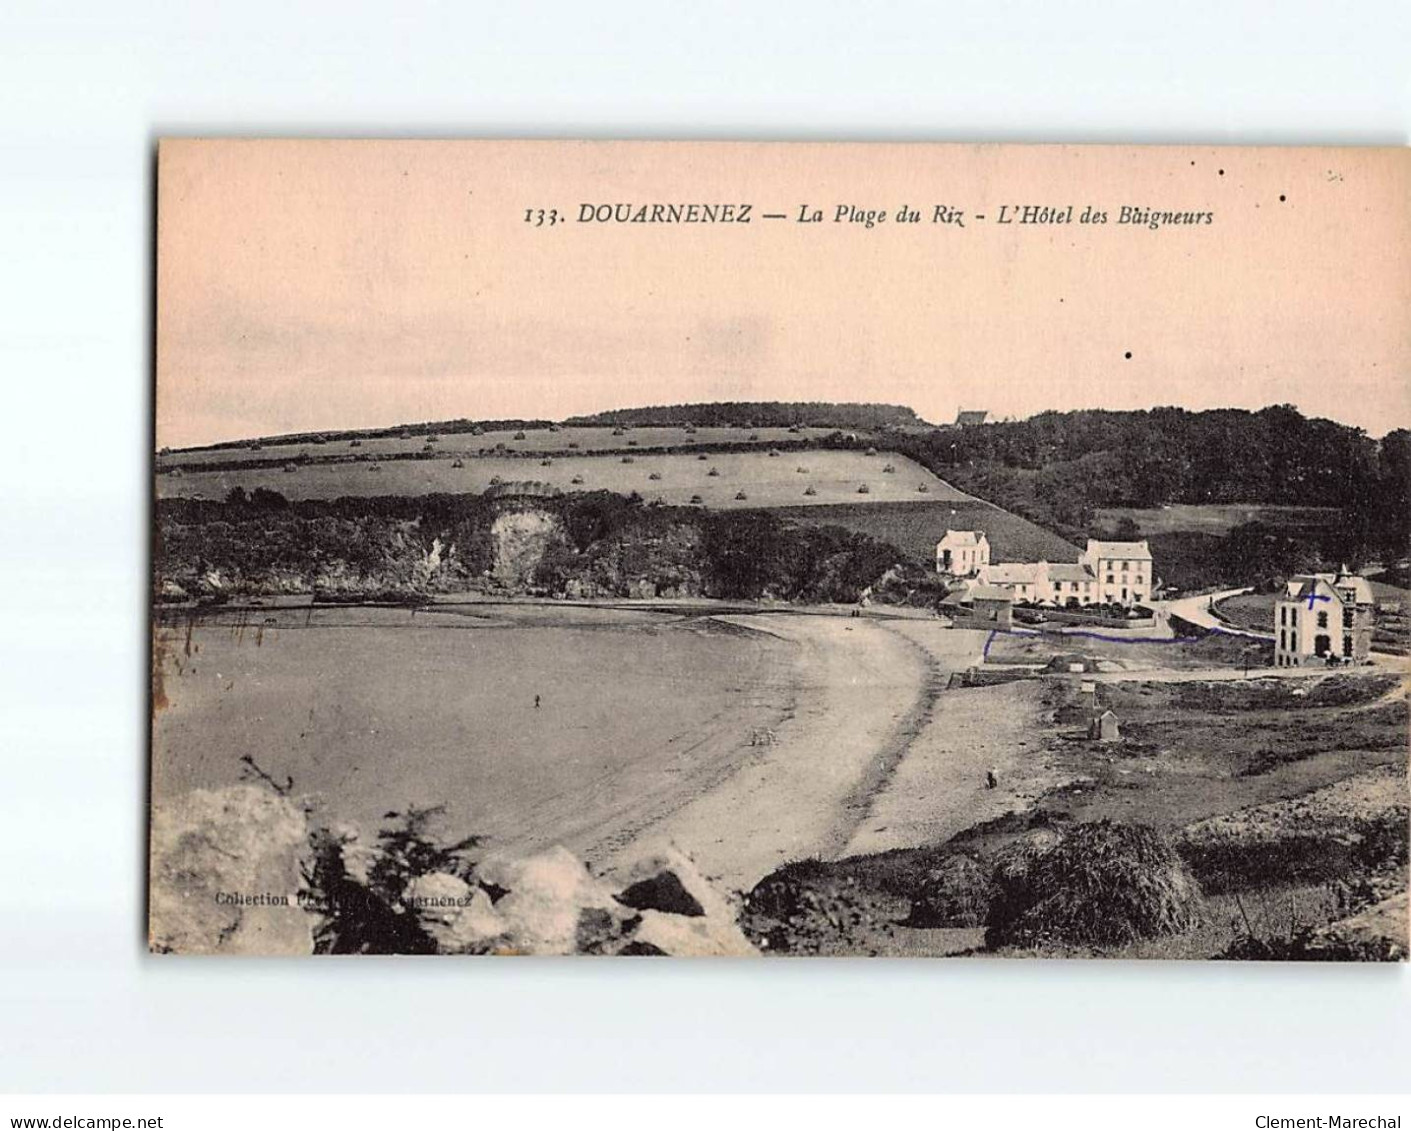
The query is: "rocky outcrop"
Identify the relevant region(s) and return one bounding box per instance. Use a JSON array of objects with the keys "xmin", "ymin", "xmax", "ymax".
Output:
[
  {"xmin": 489, "ymin": 509, "xmax": 563, "ymax": 587},
  {"xmin": 1315, "ymin": 892, "xmax": 1408, "ymax": 960},
  {"xmin": 151, "ymin": 788, "xmax": 755, "ymax": 957},
  {"xmin": 148, "ymin": 785, "xmax": 314, "ymax": 955},
  {"xmin": 405, "ymin": 845, "xmax": 755, "ymax": 957}
]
